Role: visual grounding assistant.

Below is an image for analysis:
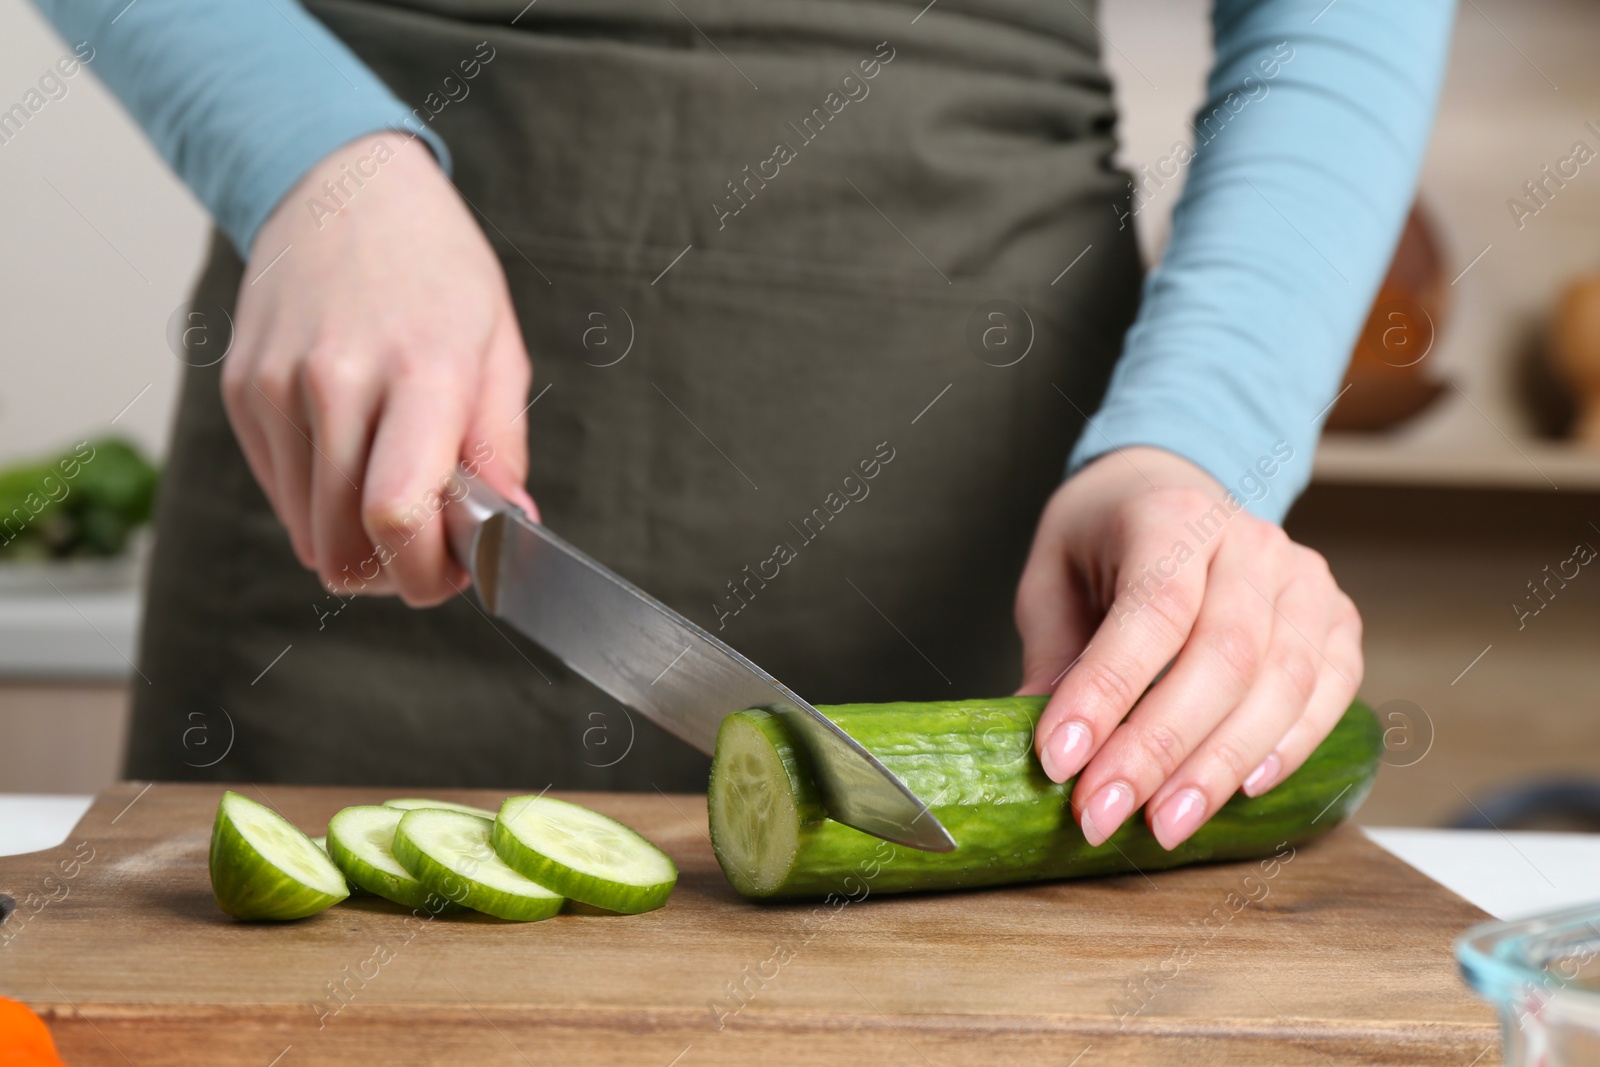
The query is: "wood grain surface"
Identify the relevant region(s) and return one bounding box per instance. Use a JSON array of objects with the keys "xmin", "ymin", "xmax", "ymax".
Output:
[{"xmin": 0, "ymin": 782, "xmax": 1499, "ymax": 1065}]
